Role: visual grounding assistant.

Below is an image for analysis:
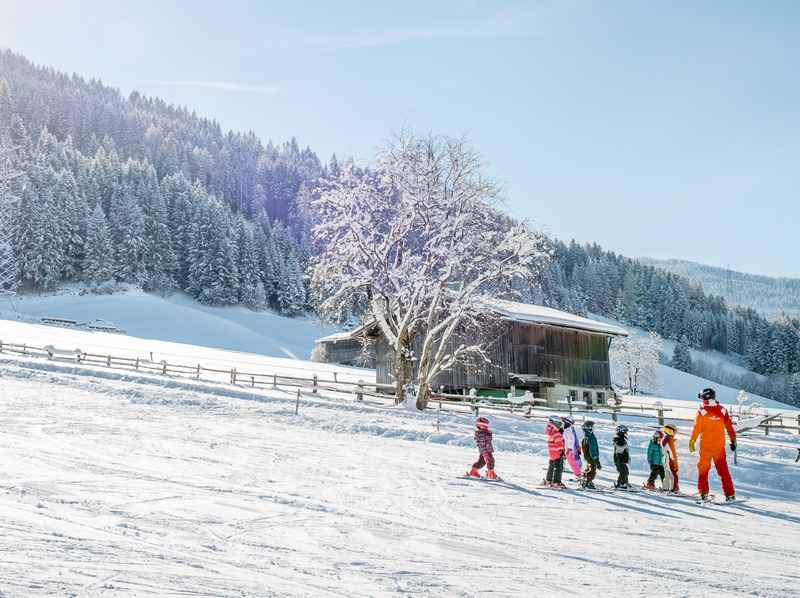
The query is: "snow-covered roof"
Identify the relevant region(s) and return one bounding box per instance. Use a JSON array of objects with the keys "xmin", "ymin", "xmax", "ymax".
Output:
[
  {"xmin": 315, "ymin": 327, "xmax": 370, "ymax": 343},
  {"xmin": 316, "ymin": 300, "xmax": 628, "ymax": 344},
  {"xmin": 485, "ymin": 299, "xmax": 629, "ymax": 337}
]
